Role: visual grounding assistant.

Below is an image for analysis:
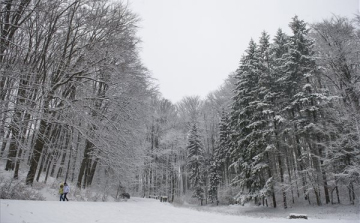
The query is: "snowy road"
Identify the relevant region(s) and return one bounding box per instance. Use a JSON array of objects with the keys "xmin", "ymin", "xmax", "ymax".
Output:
[{"xmin": 0, "ymin": 198, "xmax": 357, "ymax": 223}]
